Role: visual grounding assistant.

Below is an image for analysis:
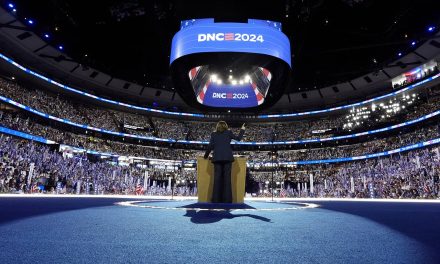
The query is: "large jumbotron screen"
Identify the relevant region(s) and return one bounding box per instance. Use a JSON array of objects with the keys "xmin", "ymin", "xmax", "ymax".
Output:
[{"xmin": 170, "ymin": 19, "xmax": 291, "ymax": 110}]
